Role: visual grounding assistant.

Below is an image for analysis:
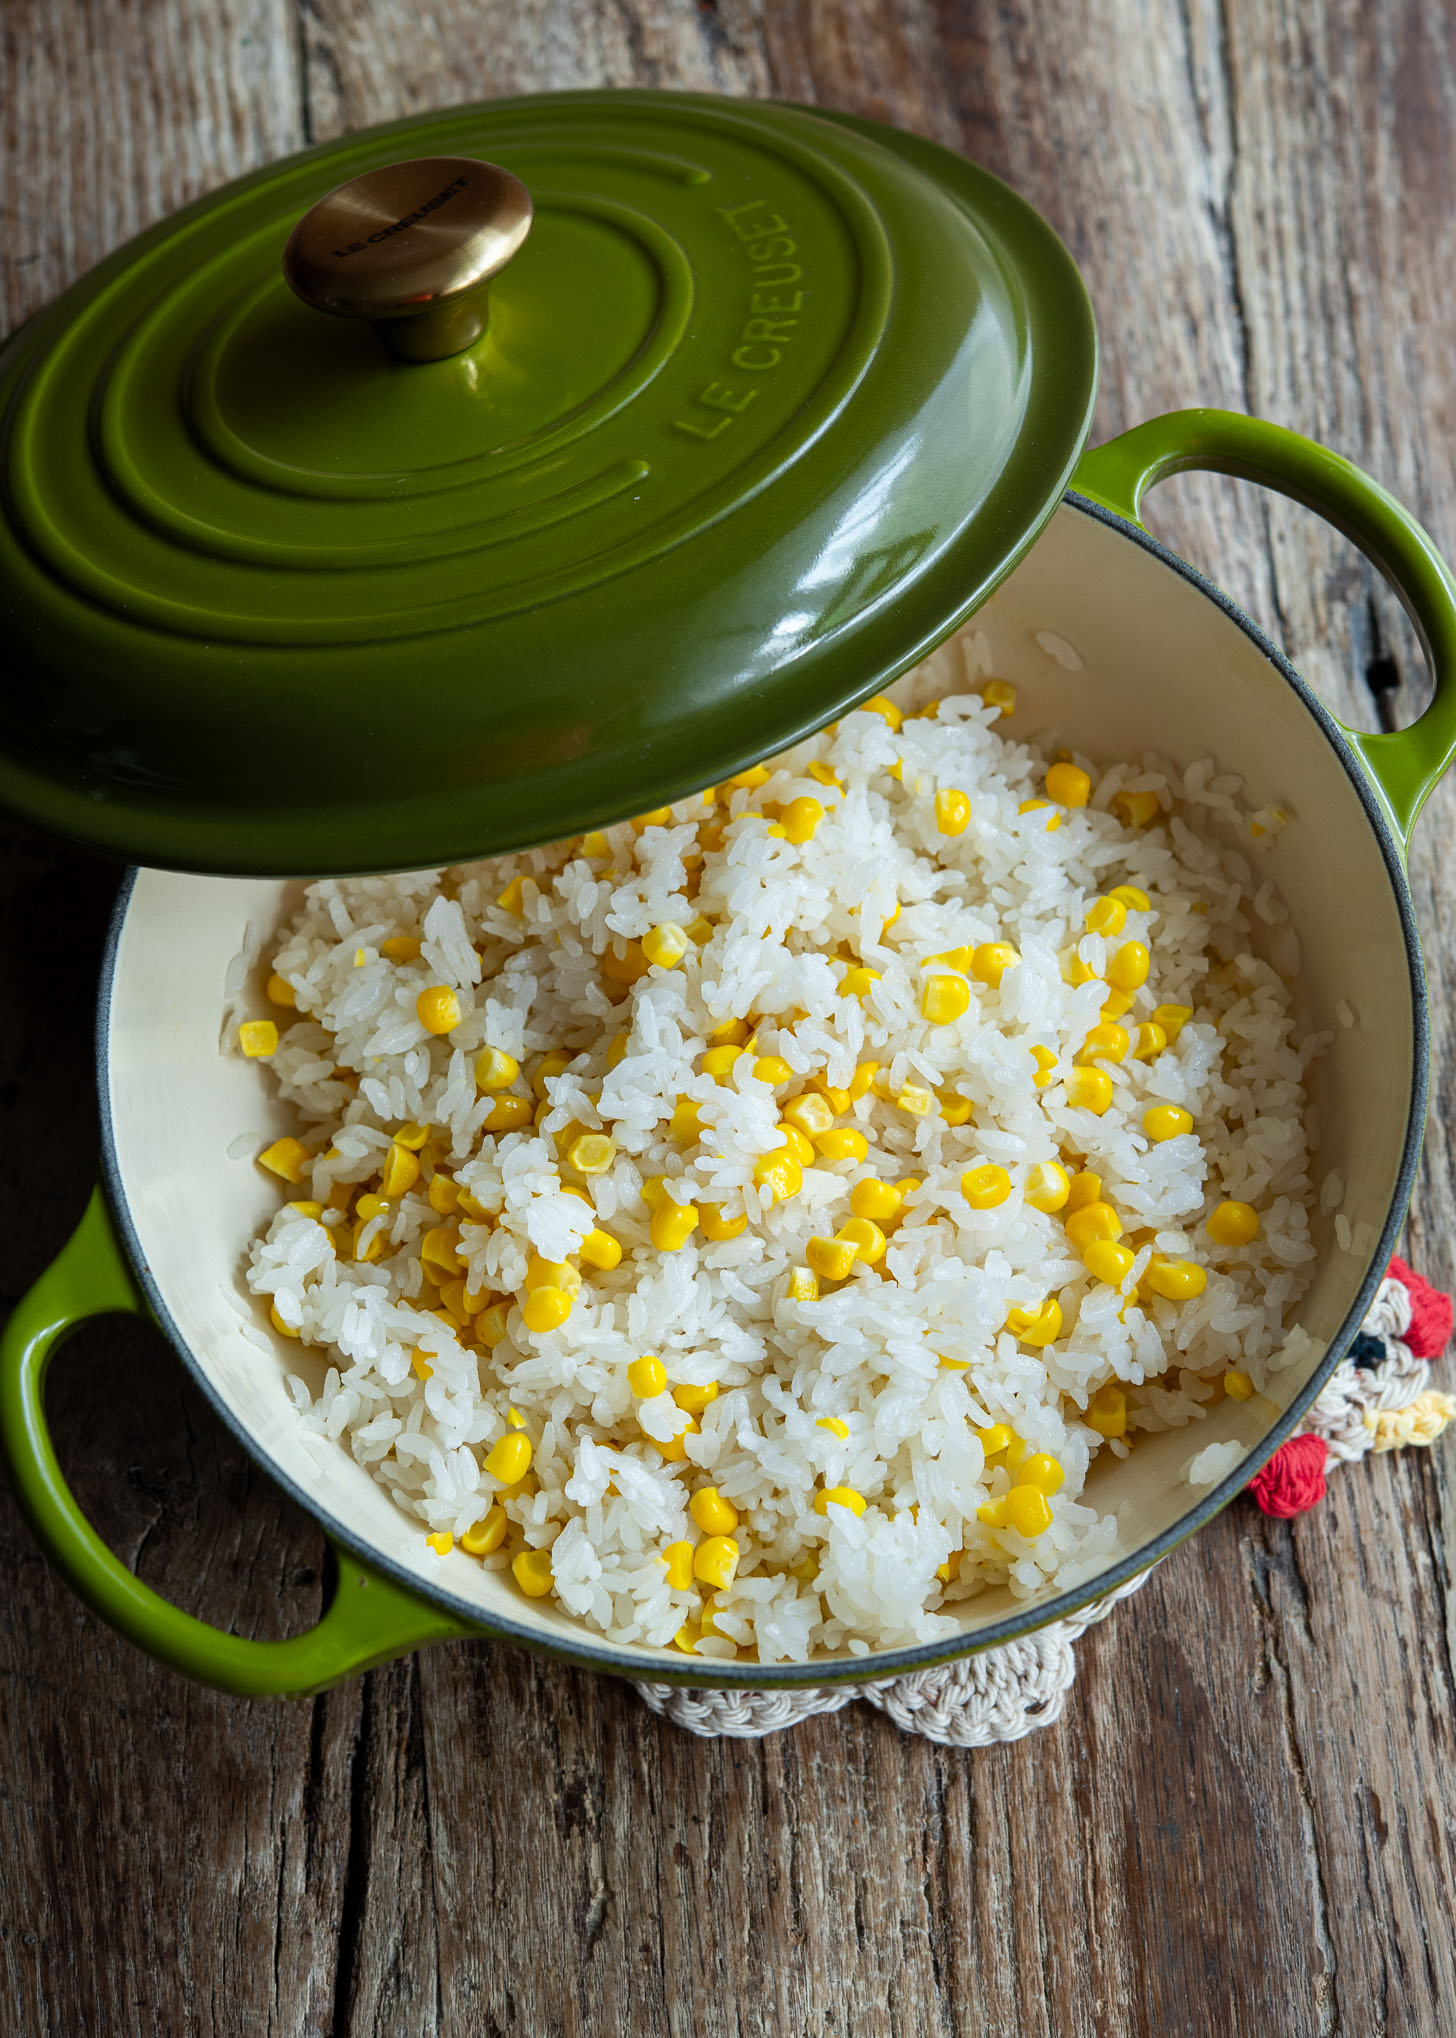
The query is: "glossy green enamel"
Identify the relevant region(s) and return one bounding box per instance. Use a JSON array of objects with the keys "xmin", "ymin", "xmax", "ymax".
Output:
[
  {"xmin": 0, "ymin": 1189, "xmax": 473, "ymax": 1695},
  {"xmin": 0, "ymin": 90, "xmax": 1097, "ymax": 877},
  {"xmin": 1073, "ymin": 409, "xmax": 1456, "ymax": 850}
]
